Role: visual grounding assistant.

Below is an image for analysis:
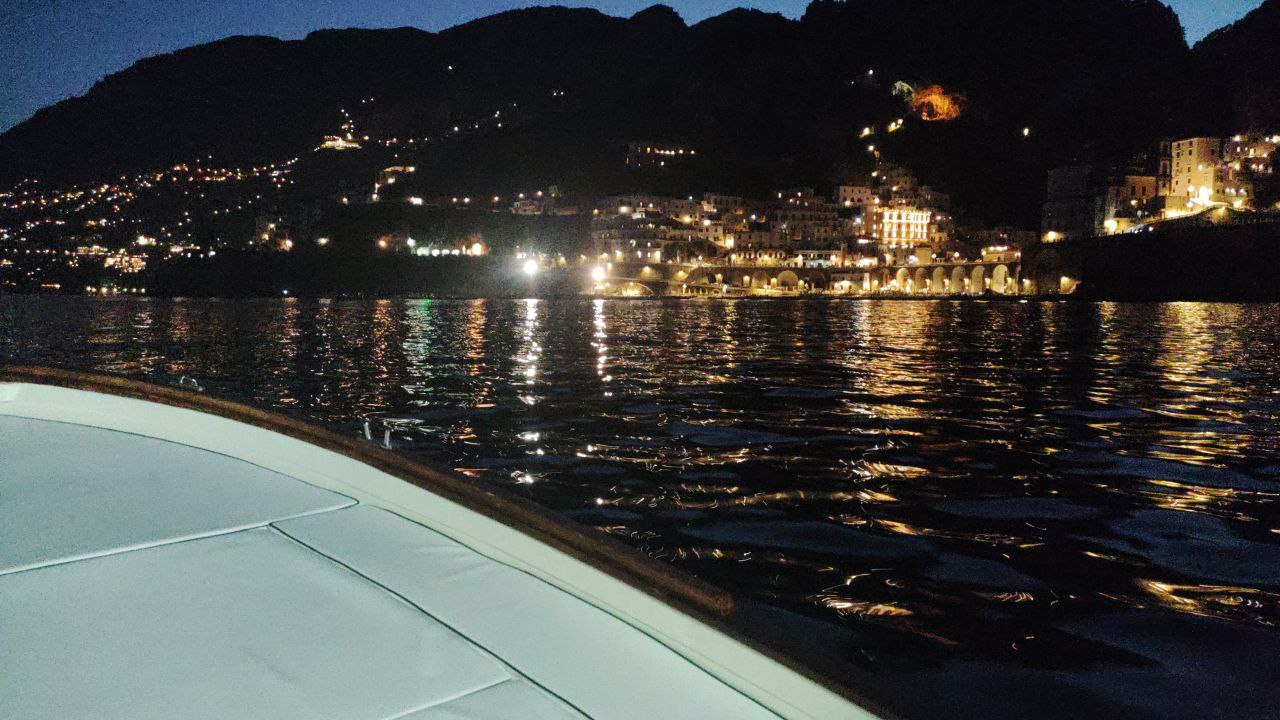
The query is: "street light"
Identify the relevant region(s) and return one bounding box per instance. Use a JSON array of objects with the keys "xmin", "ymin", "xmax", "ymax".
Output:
[
  {"xmin": 523, "ymin": 259, "xmax": 539, "ymax": 277},
  {"xmin": 591, "ymin": 266, "xmax": 606, "ymax": 281}
]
